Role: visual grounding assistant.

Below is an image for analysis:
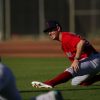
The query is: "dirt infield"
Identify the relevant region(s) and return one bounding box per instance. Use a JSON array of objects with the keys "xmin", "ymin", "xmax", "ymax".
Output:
[
  {"xmin": 0, "ymin": 39, "xmax": 100, "ymax": 58},
  {"xmin": 0, "ymin": 40, "xmax": 65, "ymax": 57}
]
